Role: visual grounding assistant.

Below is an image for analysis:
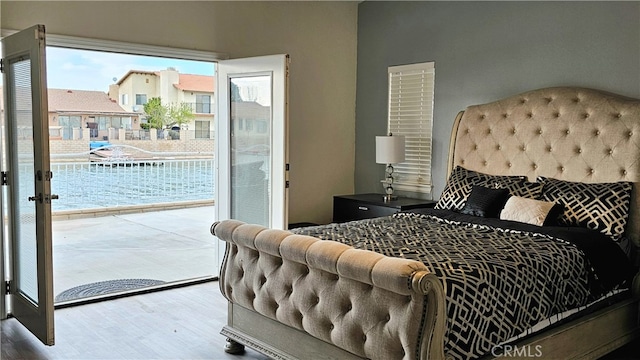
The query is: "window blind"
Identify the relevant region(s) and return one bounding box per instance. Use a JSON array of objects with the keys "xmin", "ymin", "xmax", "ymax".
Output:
[{"xmin": 387, "ymin": 62, "xmax": 435, "ymax": 194}]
